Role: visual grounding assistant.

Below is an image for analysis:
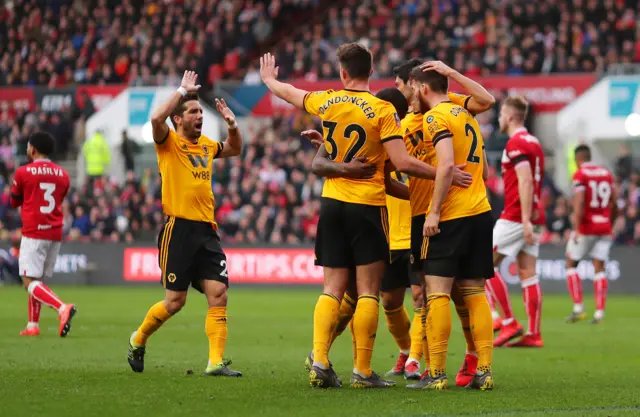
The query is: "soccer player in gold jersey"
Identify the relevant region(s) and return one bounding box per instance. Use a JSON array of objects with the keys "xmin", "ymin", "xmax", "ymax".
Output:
[
  {"xmin": 407, "ymin": 65, "xmax": 495, "ymax": 391},
  {"xmin": 261, "ymin": 43, "xmax": 452, "ymax": 388},
  {"xmin": 394, "ymin": 59, "xmax": 495, "ymax": 386},
  {"xmin": 127, "ymin": 71, "xmax": 243, "ymax": 377}
]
